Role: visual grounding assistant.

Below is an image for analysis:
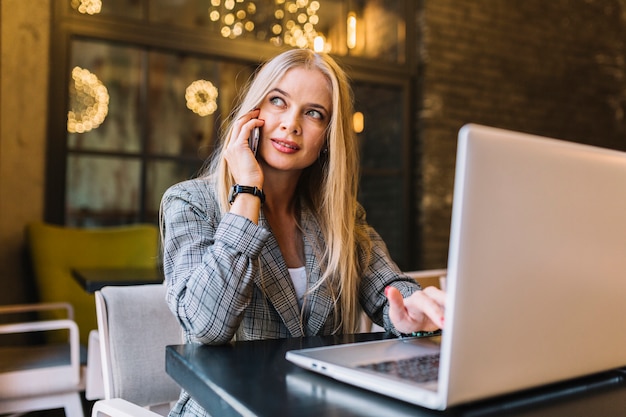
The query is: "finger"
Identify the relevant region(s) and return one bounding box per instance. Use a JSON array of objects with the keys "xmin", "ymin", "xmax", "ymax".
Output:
[
  {"xmin": 387, "ymin": 286, "xmax": 430, "ymax": 334},
  {"xmin": 422, "ymin": 286, "xmax": 446, "ymax": 308},
  {"xmin": 385, "ymin": 286, "xmax": 410, "ymax": 324},
  {"xmin": 236, "ymin": 108, "xmax": 261, "ymax": 124},
  {"xmin": 419, "ymin": 297, "xmax": 445, "ymax": 330},
  {"xmin": 231, "ymin": 109, "xmax": 261, "ymax": 145},
  {"xmin": 406, "ymin": 290, "xmax": 445, "ymax": 330}
]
